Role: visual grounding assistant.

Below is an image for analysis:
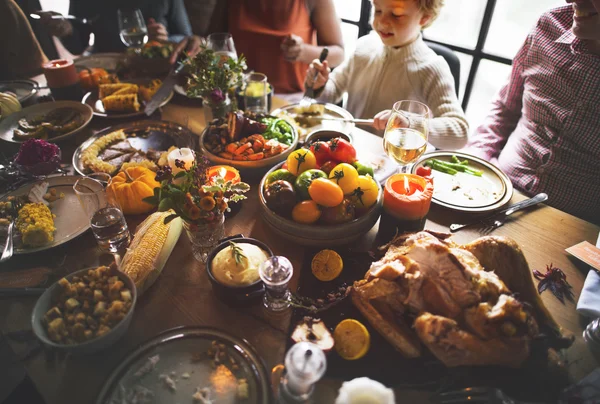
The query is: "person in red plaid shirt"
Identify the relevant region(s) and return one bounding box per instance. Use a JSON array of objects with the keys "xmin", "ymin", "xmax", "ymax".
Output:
[{"xmin": 465, "ymin": 0, "xmax": 600, "ymax": 224}]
